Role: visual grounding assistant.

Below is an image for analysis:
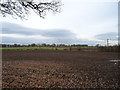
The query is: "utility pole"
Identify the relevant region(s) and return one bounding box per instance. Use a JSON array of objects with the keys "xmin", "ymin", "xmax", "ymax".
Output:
[{"xmin": 107, "ymin": 39, "xmax": 109, "ymax": 46}]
